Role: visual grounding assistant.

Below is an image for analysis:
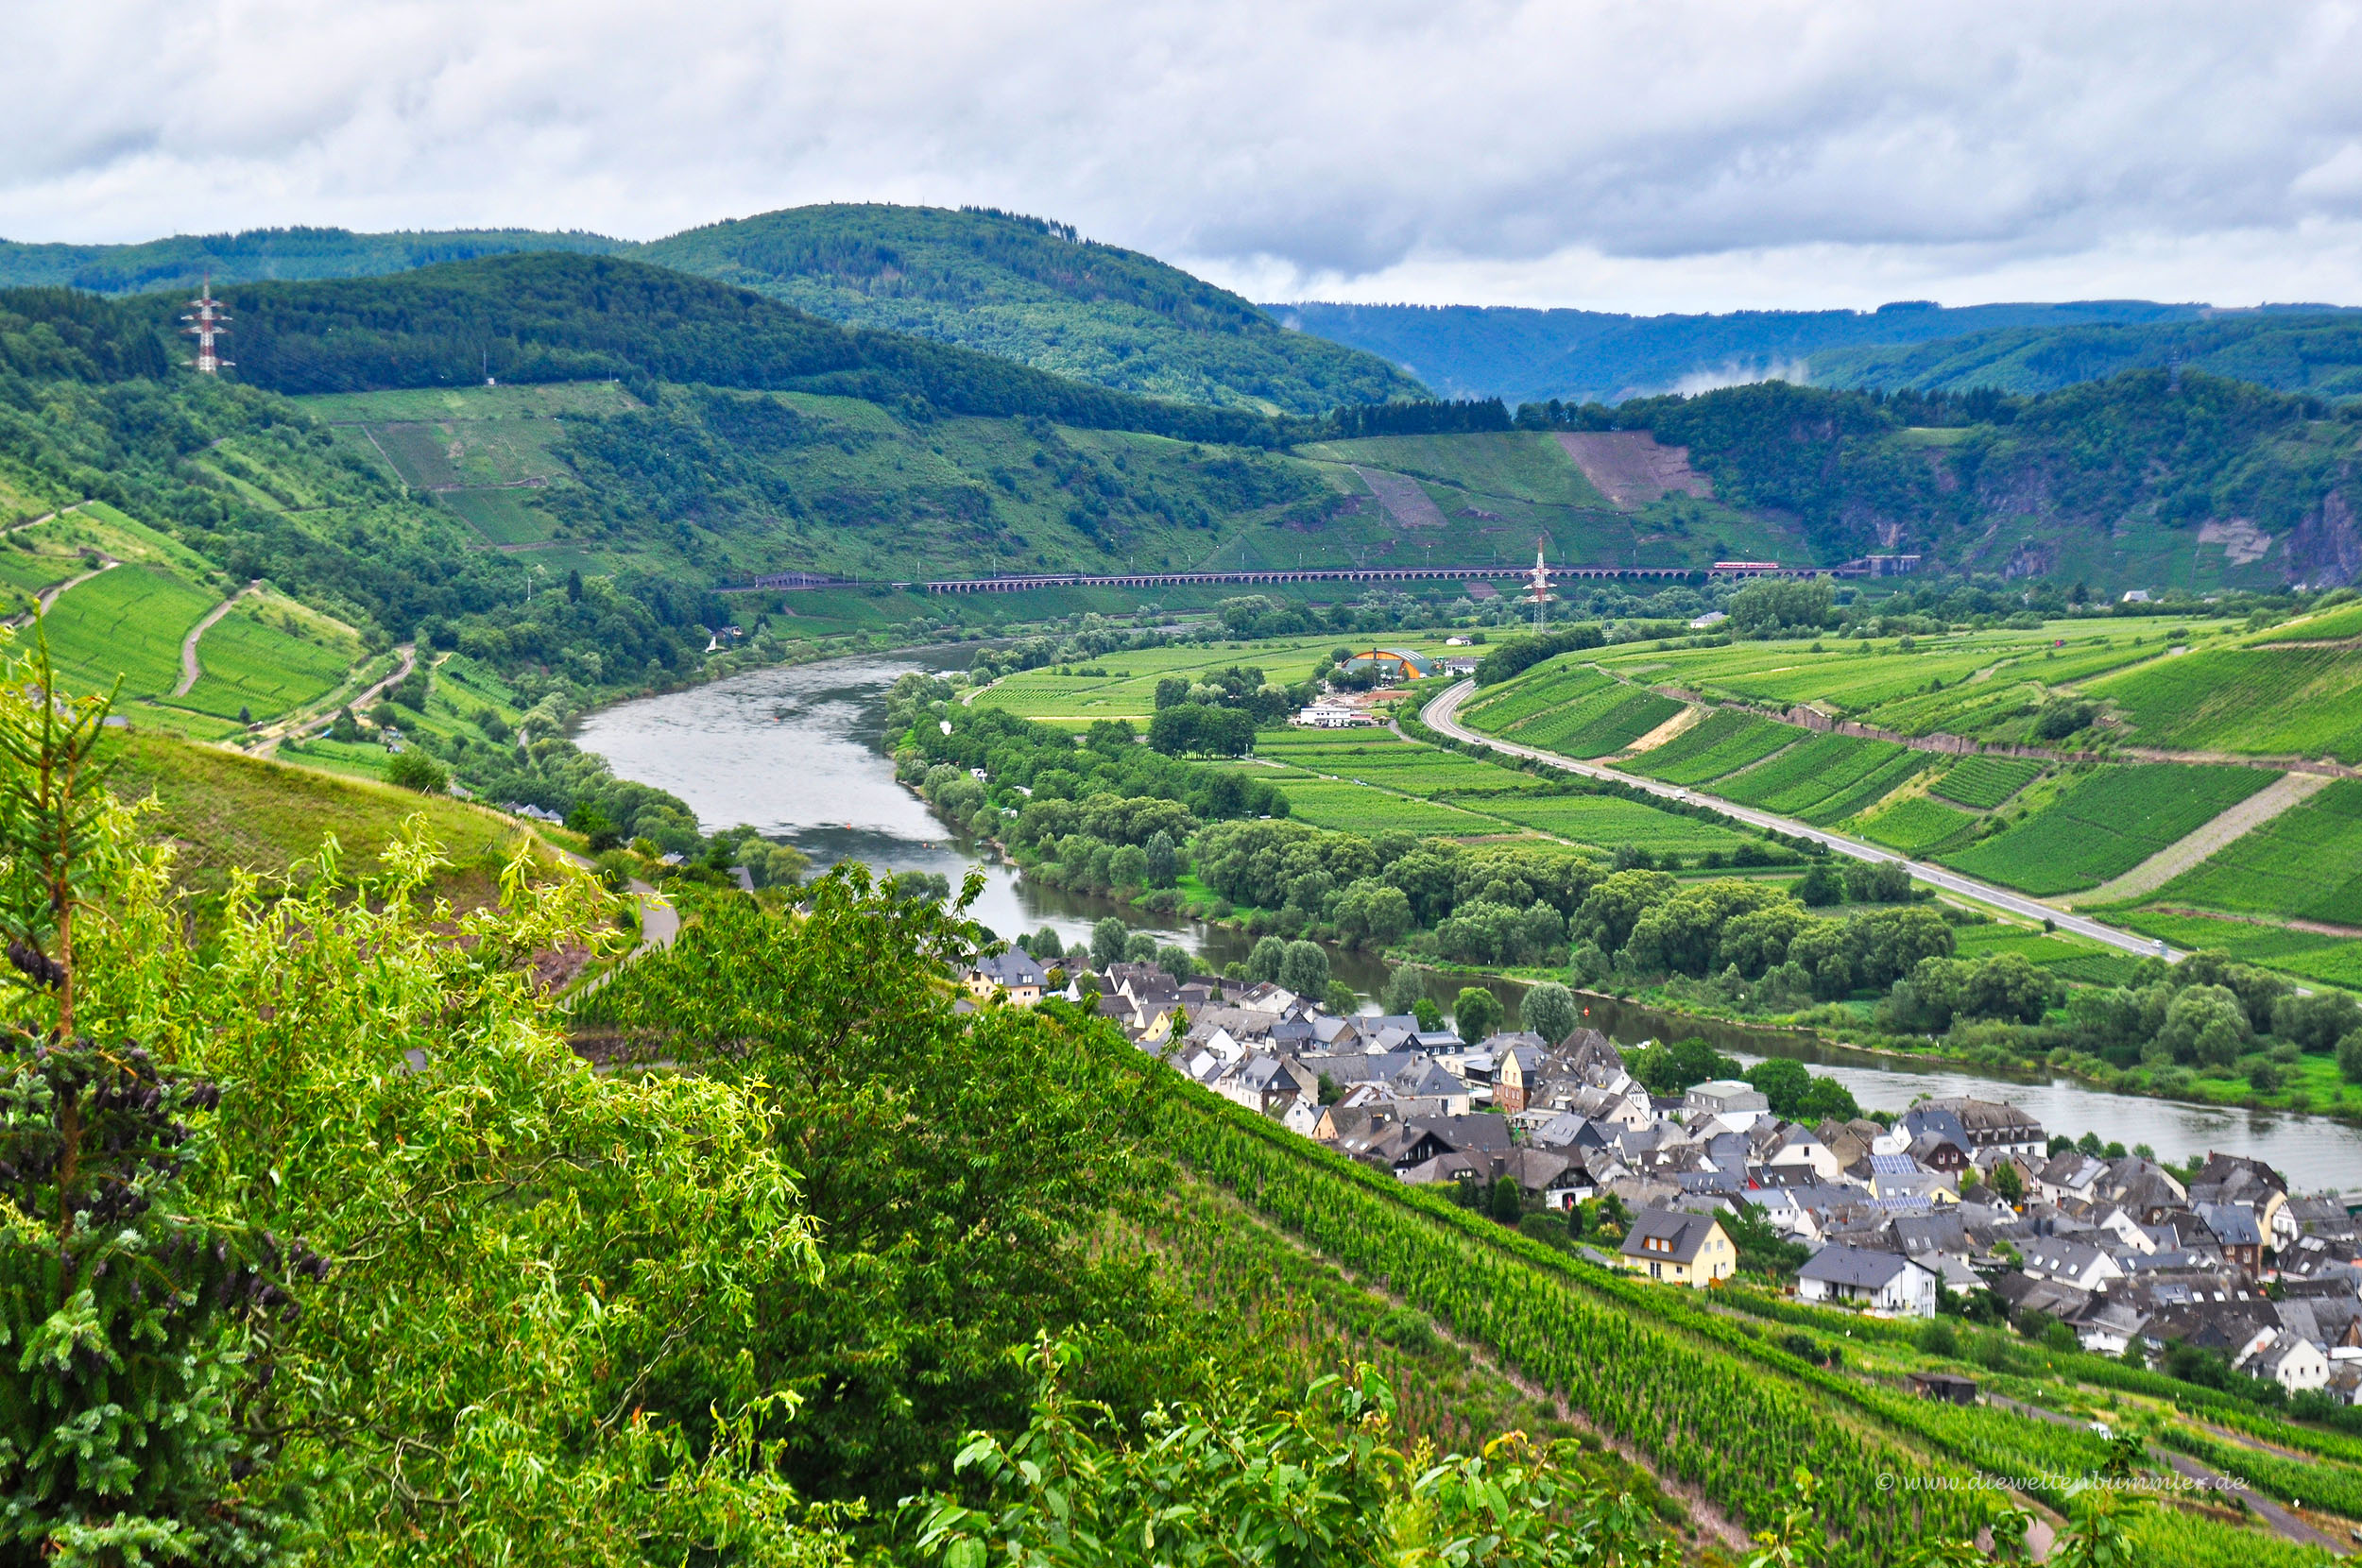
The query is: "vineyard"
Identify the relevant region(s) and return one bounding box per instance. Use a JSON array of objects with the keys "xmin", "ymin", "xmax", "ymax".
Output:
[
  {"xmin": 1133, "ymin": 1062, "xmax": 2348, "ymax": 1568},
  {"xmin": 1856, "ymin": 794, "xmax": 1980, "ymax": 855},
  {"xmin": 1462, "ymin": 659, "xmax": 1684, "ymax": 758},
  {"xmin": 1268, "ymin": 777, "xmax": 1496, "ymax": 835},
  {"xmin": 2093, "ymin": 644, "xmax": 2362, "ymax": 764},
  {"xmin": 1931, "ymin": 757, "xmax": 2045, "ymax": 810},
  {"xmin": 2147, "ymin": 778, "xmax": 2362, "ymax": 926},
  {"xmin": 1480, "ymin": 792, "xmax": 1754, "ymax": 856},
  {"xmin": 1147, "ymin": 1077, "xmax": 1984, "ymax": 1563},
  {"xmin": 2120, "ymin": 912, "xmax": 2362, "ymax": 990},
  {"xmin": 1709, "ymin": 733, "xmax": 1924, "ymax": 822},
  {"xmin": 1944, "ymin": 764, "xmax": 2276, "ymax": 895},
  {"xmin": 1620, "ymin": 711, "xmax": 1804, "ymax": 784}
]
